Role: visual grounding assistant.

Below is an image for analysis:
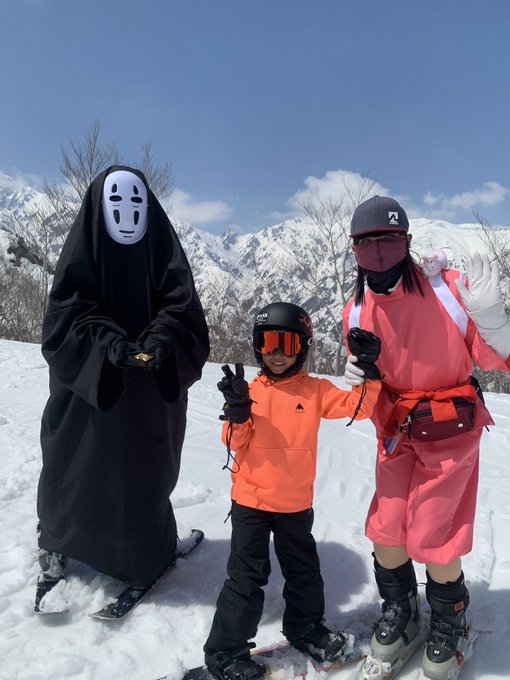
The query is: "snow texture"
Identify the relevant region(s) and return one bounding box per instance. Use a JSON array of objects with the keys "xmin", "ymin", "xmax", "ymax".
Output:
[{"xmin": 0, "ymin": 339, "xmax": 509, "ymax": 679}]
